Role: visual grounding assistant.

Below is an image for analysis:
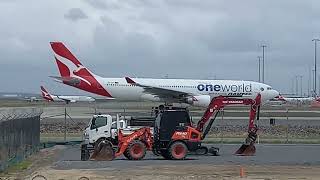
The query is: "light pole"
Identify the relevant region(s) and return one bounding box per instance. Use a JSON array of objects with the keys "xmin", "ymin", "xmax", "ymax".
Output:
[
  {"xmin": 295, "ymin": 75, "xmax": 299, "ymax": 95},
  {"xmin": 312, "ymin": 69, "xmax": 315, "ymax": 96},
  {"xmin": 312, "ymin": 39, "xmax": 320, "ymax": 97},
  {"xmin": 299, "ymin": 75, "xmax": 303, "ymax": 96},
  {"xmin": 261, "ymin": 45, "xmax": 267, "ymax": 83},
  {"xmin": 318, "ymin": 75, "xmax": 320, "ymax": 95},
  {"xmin": 308, "ymin": 66, "xmax": 311, "ymax": 96},
  {"xmin": 258, "ymin": 56, "xmax": 262, "ymax": 82},
  {"xmin": 292, "ymin": 77, "xmax": 295, "ymax": 95}
]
